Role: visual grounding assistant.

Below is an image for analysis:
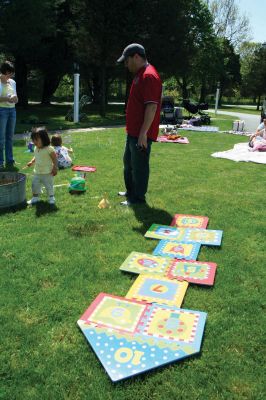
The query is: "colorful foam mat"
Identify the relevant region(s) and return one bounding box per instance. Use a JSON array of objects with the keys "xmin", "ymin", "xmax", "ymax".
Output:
[{"xmin": 78, "ymin": 293, "xmax": 207, "ymax": 382}]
